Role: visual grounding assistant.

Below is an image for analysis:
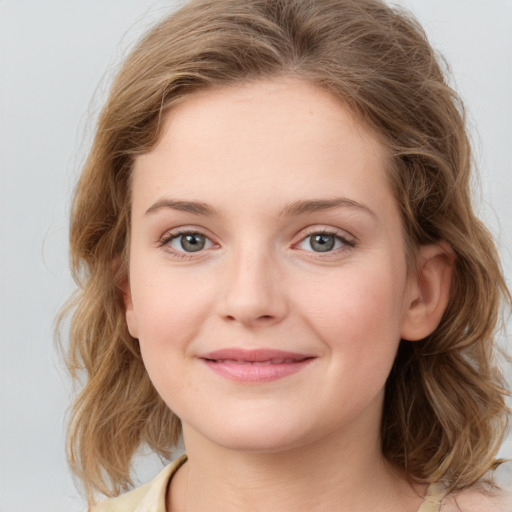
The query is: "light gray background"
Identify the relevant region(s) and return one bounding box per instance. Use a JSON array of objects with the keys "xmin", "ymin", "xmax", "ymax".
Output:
[{"xmin": 0, "ymin": 1, "xmax": 511, "ymax": 511}]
